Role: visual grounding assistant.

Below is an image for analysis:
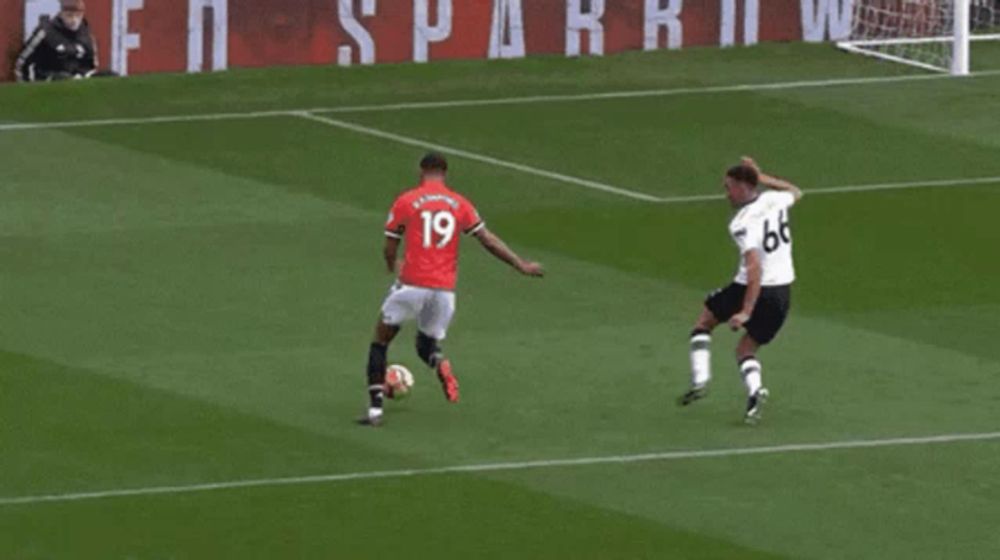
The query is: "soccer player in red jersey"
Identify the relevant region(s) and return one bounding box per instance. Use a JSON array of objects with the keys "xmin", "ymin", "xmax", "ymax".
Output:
[{"xmin": 359, "ymin": 153, "xmax": 544, "ymax": 426}]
